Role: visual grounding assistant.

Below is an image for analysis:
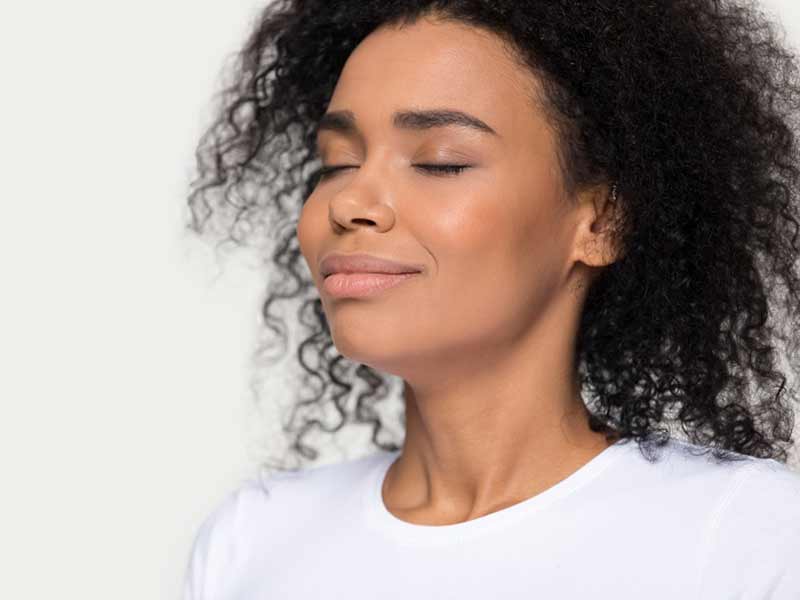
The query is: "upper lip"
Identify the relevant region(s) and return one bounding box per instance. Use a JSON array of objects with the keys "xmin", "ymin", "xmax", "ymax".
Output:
[{"xmin": 319, "ymin": 252, "xmax": 425, "ymax": 278}]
